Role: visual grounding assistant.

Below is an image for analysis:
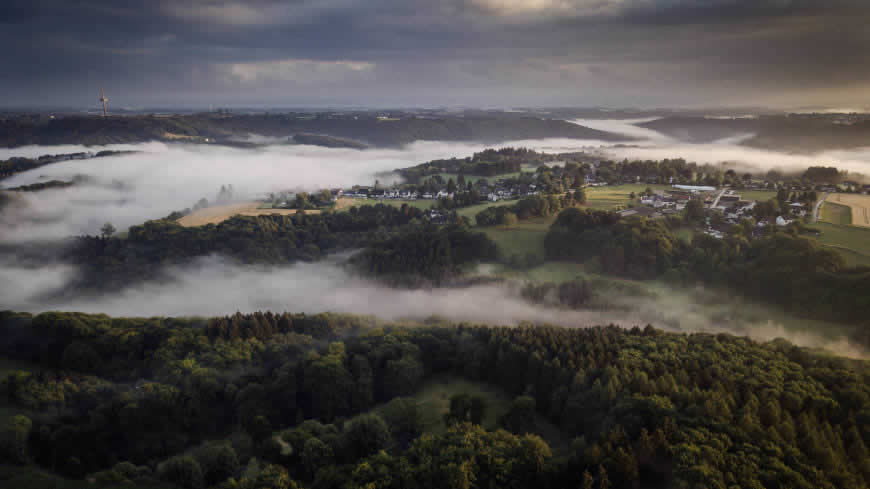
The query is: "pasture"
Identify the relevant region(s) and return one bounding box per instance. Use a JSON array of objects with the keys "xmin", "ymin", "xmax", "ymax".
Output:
[
  {"xmin": 177, "ymin": 197, "xmax": 363, "ymax": 227},
  {"xmin": 735, "ymin": 189, "xmax": 777, "ymax": 203},
  {"xmin": 811, "ymin": 222, "xmax": 870, "ymax": 268}
]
